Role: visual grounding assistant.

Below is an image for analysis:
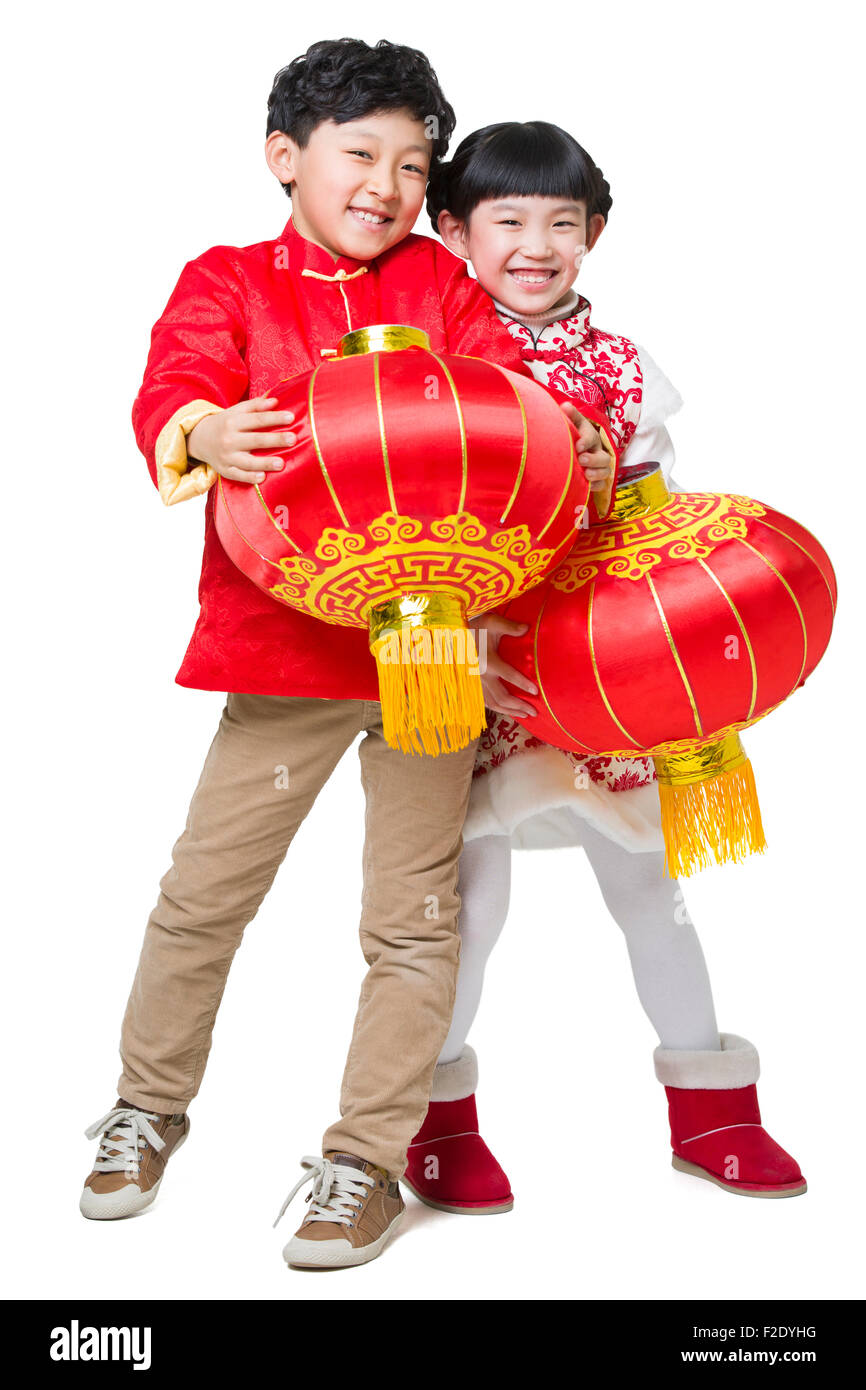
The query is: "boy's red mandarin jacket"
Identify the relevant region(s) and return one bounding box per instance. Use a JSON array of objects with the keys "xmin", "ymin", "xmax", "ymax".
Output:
[{"xmin": 132, "ymin": 215, "xmax": 613, "ymax": 698}]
